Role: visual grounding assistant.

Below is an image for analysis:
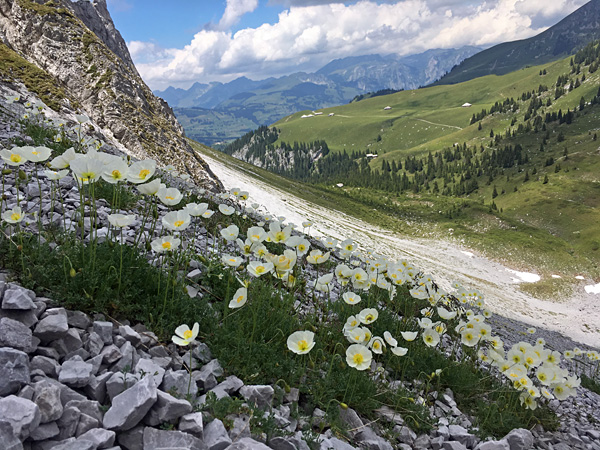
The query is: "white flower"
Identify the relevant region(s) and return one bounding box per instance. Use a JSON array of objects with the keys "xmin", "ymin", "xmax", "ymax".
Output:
[
  {"xmin": 50, "ymin": 147, "xmax": 78, "ymax": 169},
  {"xmin": 76, "ymin": 114, "xmax": 89, "ymax": 123},
  {"xmin": 247, "ymin": 226, "xmax": 267, "ymax": 243},
  {"xmin": 43, "ymin": 169, "xmax": 69, "ymax": 180},
  {"xmin": 162, "ymin": 210, "xmax": 191, "ymax": 232},
  {"xmin": 151, "ymin": 235, "xmax": 181, "ymax": 253},
  {"xmin": 220, "ymin": 224, "xmax": 239, "ymax": 242},
  {"xmin": 218, "ymin": 204, "xmax": 235, "ymax": 215},
  {"xmin": 229, "ymin": 287, "xmax": 248, "ymax": 309},
  {"xmin": 157, "ymin": 187, "xmax": 183, "ymax": 206},
  {"xmin": 391, "ymin": 346, "xmax": 408, "ymax": 356},
  {"xmin": 247, "ymin": 261, "xmax": 274, "ymax": 277},
  {"xmin": 267, "ymin": 221, "xmax": 292, "ymax": 243},
  {"xmin": 437, "ymin": 306, "xmax": 457, "ymax": 320},
  {"xmin": 172, "ymin": 323, "xmax": 199, "ymax": 346},
  {"xmin": 0, "ymin": 147, "xmax": 28, "ymax": 166},
  {"xmin": 107, "ymin": 213, "xmax": 135, "ymax": 228},
  {"xmin": 21, "ymin": 146, "xmax": 52, "ymax": 163},
  {"xmin": 342, "ymin": 292, "xmax": 361, "ymax": 305},
  {"xmin": 368, "ymin": 336, "xmax": 385, "ymax": 354},
  {"xmin": 306, "ymin": 250, "xmax": 330, "ymax": 265},
  {"xmin": 422, "ymin": 328, "xmax": 440, "ymax": 347},
  {"xmin": 383, "ymin": 331, "xmax": 398, "ymax": 347},
  {"xmin": 70, "ymin": 155, "xmax": 104, "ymax": 184},
  {"xmin": 222, "ymin": 254, "xmax": 244, "ymax": 267},
  {"xmin": 357, "ymin": 308, "xmax": 378, "ymax": 325},
  {"xmin": 184, "ymin": 202, "xmax": 209, "ymax": 217},
  {"xmin": 2, "ymin": 206, "xmax": 25, "ymax": 224},
  {"xmin": 287, "ymin": 331, "xmax": 316, "ymax": 354},
  {"xmin": 137, "ymin": 178, "xmax": 163, "ymax": 195},
  {"xmin": 401, "ymin": 331, "xmax": 418, "ymax": 342},
  {"xmin": 128, "ymin": 159, "xmax": 157, "ymax": 184},
  {"xmin": 102, "ymin": 158, "xmax": 129, "ymax": 184},
  {"xmin": 346, "ymin": 344, "xmax": 372, "ymax": 371}
]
